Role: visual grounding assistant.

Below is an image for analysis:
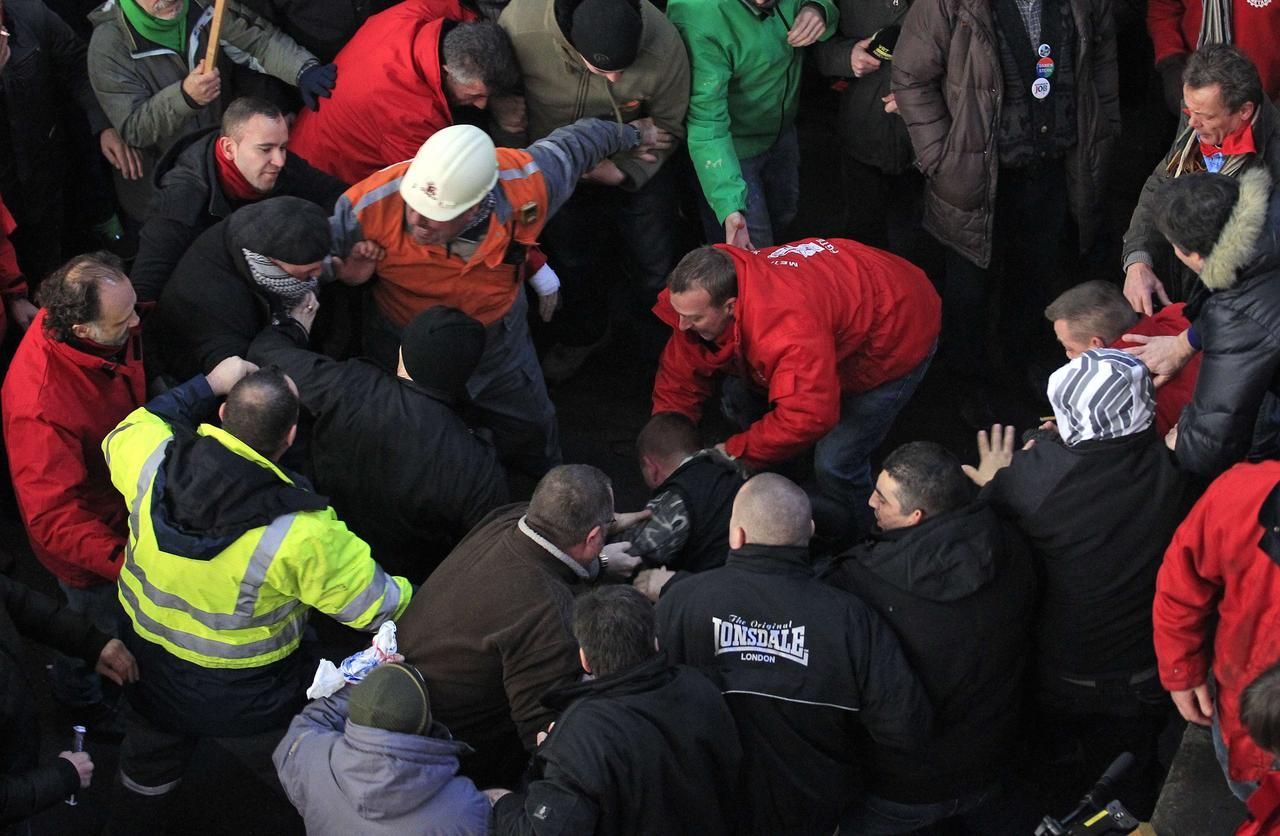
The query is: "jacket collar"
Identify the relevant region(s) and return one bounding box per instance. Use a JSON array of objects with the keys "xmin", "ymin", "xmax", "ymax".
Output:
[
  {"xmin": 518, "ymin": 515, "xmax": 593, "ymax": 580},
  {"xmin": 1200, "ymin": 167, "xmax": 1276, "ymax": 292},
  {"xmin": 840, "ymin": 504, "xmax": 999, "ymax": 602},
  {"xmin": 541, "ymin": 652, "xmax": 675, "ymax": 712},
  {"xmin": 724, "ymin": 543, "xmax": 814, "ymax": 575},
  {"xmin": 36, "ymin": 310, "xmax": 143, "ymax": 376}
]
